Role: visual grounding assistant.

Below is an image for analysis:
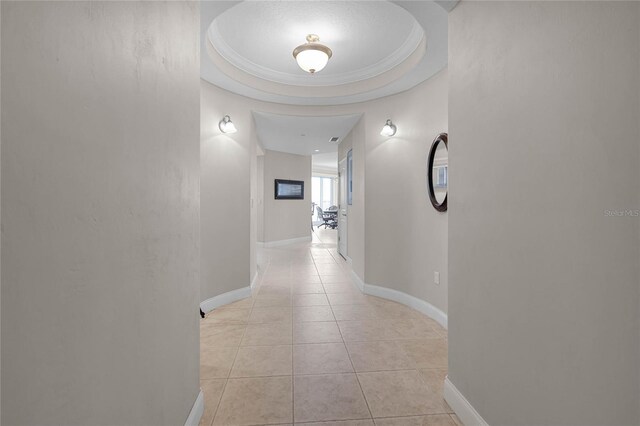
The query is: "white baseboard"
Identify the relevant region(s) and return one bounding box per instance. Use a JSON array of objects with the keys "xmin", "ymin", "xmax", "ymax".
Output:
[
  {"xmin": 345, "ymin": 255, "xmax": 353, "ymax": 266},
  {"xmin": 250, "ymin": 271, "xmax": 259, "ymax": 290},
  {"xmin": 444, "ymin": 377, "xmax": 488, "ymax": 426},
  {"xmin": 262, "ymin": 236, "xmax": 311, "ymax": 247},
  {"xmin": 349, "ymin": 270, "xmax": 365, "ymax": 292},
  {"xmin": 184, "ymin": 389, "xmax": 204, "ymax": 426},
  {"xmin": 349, "ymin": 271, "xmax": 448, "ymax": 330},
  {"xmin": 364, "ymin": 283, "xmax": 448, "ymax": 329},
  {"xmin": 200, "ymin": 285, "xmax": 252, "ymax": 314}
]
